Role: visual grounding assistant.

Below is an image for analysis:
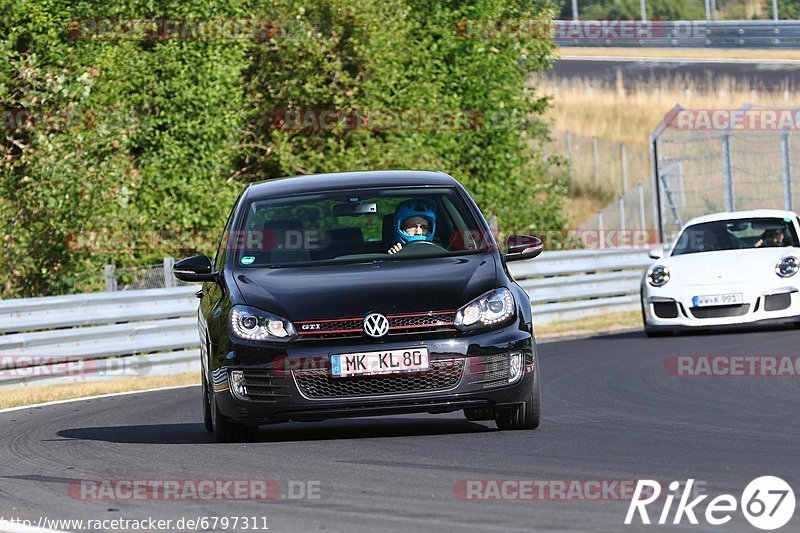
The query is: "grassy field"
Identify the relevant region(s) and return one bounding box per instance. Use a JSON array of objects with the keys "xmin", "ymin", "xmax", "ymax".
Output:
[
  {"xmin": 0, "ymin": 373, "xmax": 199, "ymax": 410},
  {"xmin": 535, "ymin": 310, "xmax": 641, "ymax": 339}
]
